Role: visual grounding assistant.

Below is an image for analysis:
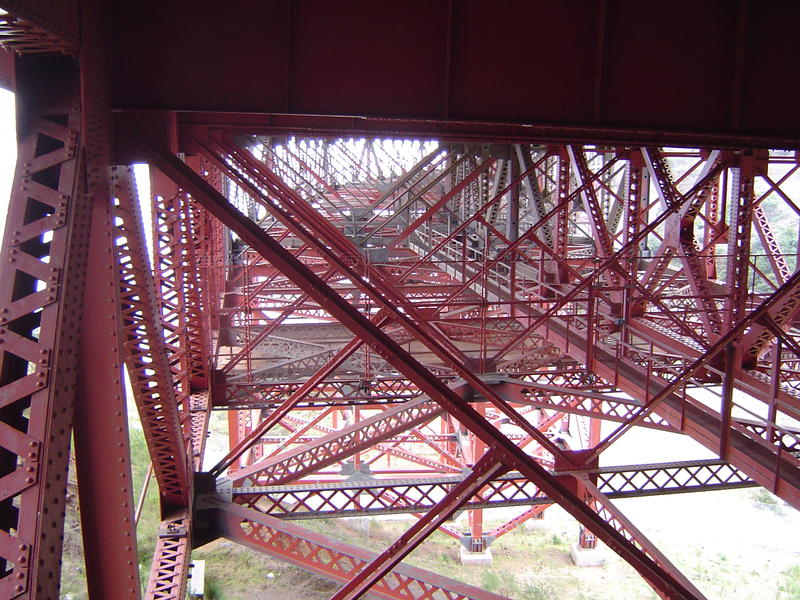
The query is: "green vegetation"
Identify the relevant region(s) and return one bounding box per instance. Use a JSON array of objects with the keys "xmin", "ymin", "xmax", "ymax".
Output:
[
  {"xmin": 61, "ymin": 426, "xmax": 339, "ymax": 599},
  {"xmin": 298, "ymin": 516, "xmax": 589, "ymax": 600},
  {"xmin": 481, "ymin": 568, "xmax": 562, "ymax": 600},
  {"xmin": 59, "ymin": 458, "xmax": 88, "ymax": 600},
  {"xmin": 779, "ymin": 565, "xmax": 800, "ymax": 600},
  {"xmin": 751, "ymin": 487, "xmax": 785, "ymax": 516},
  {"xmin": 130, "ymin": 428, "xmax": 159, "ymax": 589},
  {"xmin": 192, "ymin": 541, "xmax": 337, "ymax": 600}
]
